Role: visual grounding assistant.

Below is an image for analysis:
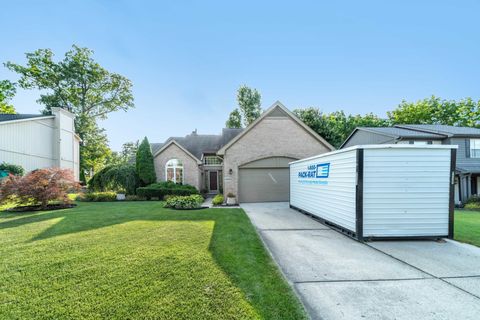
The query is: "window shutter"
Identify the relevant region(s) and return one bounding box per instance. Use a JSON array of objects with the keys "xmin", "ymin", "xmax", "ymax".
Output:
[{"xmin": 466, "ymin": 139, "xmax": 471, "ymax": 158}]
